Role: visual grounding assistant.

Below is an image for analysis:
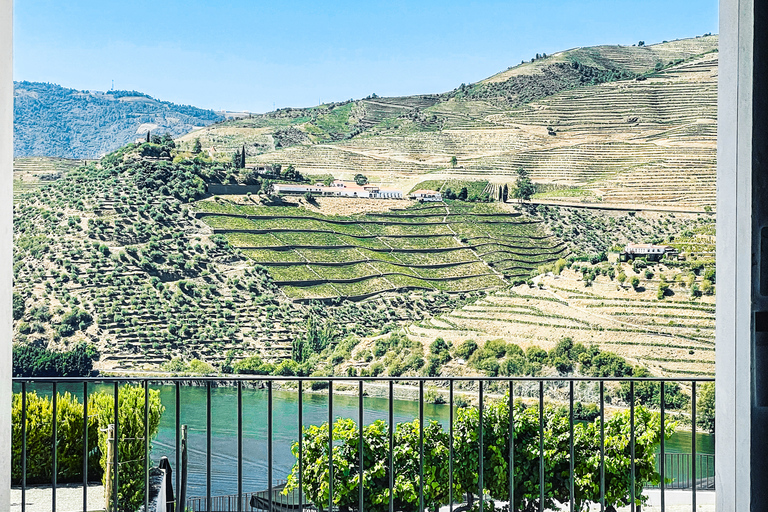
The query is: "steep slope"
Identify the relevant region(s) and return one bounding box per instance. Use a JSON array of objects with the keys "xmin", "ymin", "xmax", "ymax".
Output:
[
  {"xmin": 12, "ymin": 144, "xmax": 491, "ymax": 372},
  {"xmin": 181, "ymin": 35, "xmax": 718, "ymax": 208},
  {"xmin": 14, "ymin": 82, "xmax": 224, "ymax": 158}
]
